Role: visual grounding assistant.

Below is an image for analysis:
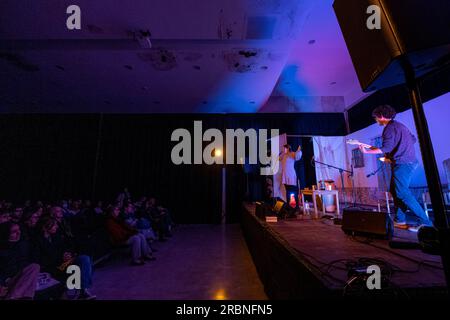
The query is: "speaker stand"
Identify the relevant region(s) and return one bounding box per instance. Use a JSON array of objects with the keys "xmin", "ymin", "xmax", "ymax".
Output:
[{"xmin": 402, "ymin": 59, "xmax": 450, "ymax": 288}]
